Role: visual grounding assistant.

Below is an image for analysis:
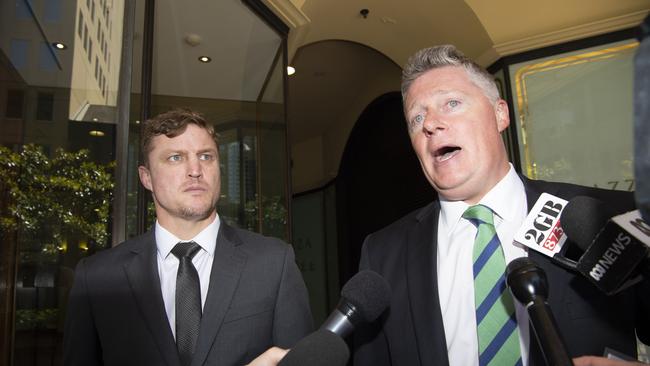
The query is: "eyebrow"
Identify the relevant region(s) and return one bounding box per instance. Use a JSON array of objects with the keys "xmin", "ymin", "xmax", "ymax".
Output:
[
  {"xmin": 406, "ymin": 89, "xmax": 458, "ymax": 113},
  {"xmin": 197, "ymin": 148, "xmax": 218, "ymax": 154},
  {"xmin": 159, "ymin": 147, "xmax": 218, "ymax": 155}
]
